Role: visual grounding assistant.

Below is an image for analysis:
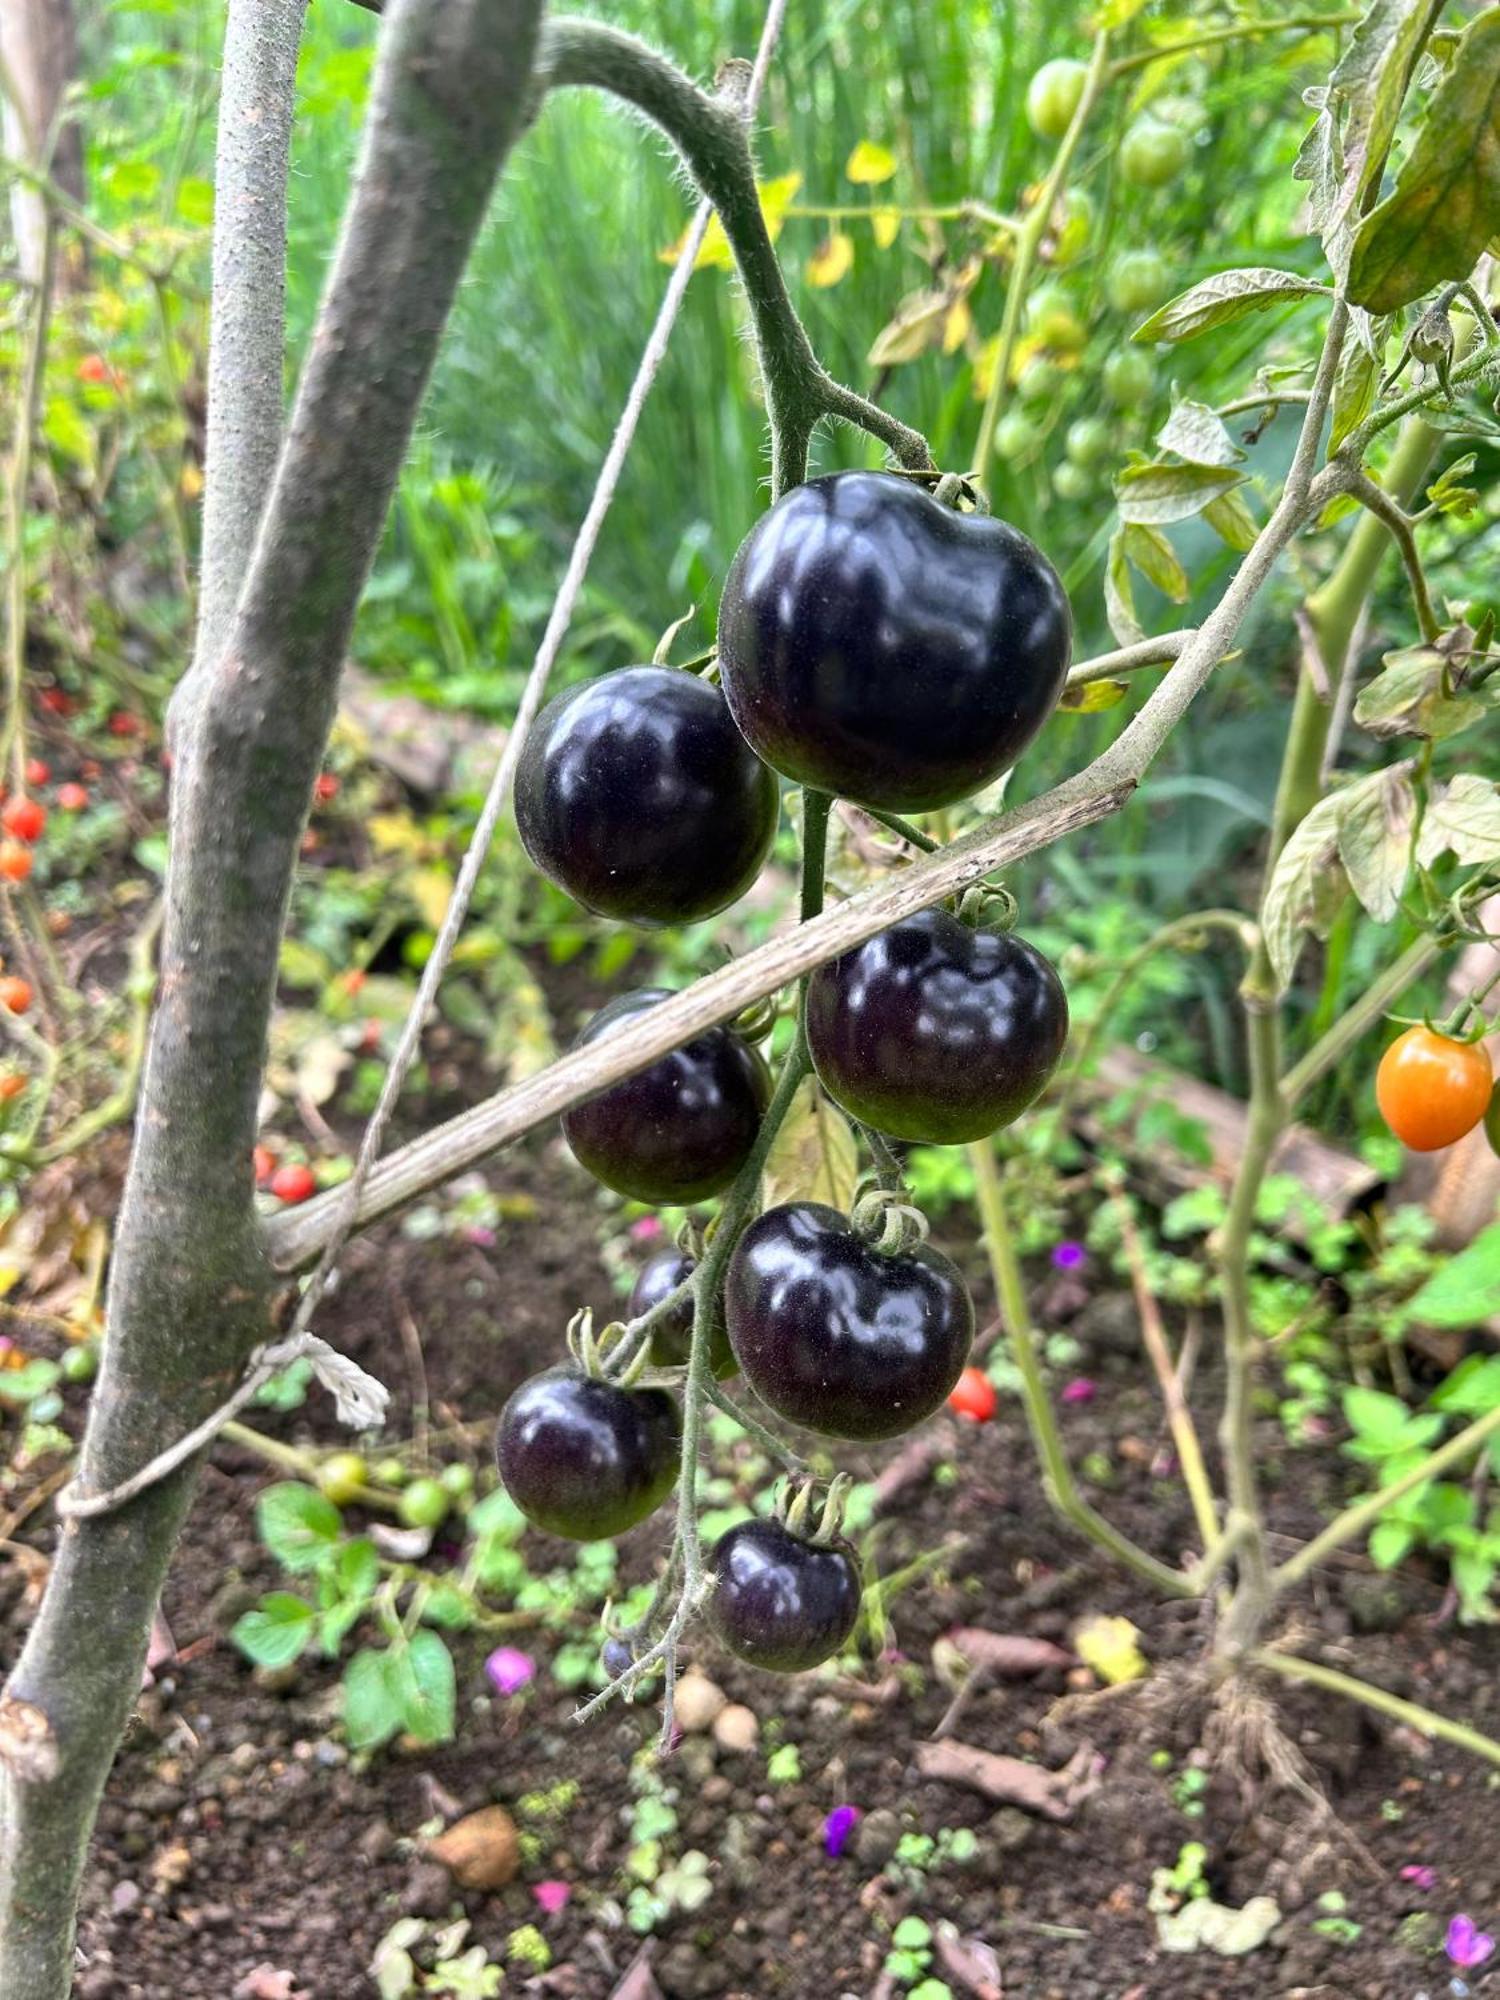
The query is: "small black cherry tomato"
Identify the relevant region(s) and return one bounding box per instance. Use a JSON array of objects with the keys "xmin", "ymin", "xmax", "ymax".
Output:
[
  {"xmin": 628, "ymin": 1248, "xmax": 737, "ymax": 1378},
  {"xmin": 495, "ymin": 1367, "xmax": 680, "ymax": 1541},
  {"xmin": 708, "ymin": 1516, "xmax": 861, "ymax": 1673}
]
